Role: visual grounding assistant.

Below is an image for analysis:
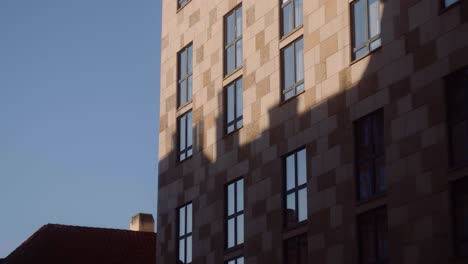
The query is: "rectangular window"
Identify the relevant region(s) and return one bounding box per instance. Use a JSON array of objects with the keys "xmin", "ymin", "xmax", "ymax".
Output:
[
  {"xmin": 354, "ymin": 110, "xmax": 384, "ymax": 201},
  {"xmin": 281, "ymin": 0, "xmax": 303, "ymax": 37},
  {"xmin": 285, "ymin": 148, "xmax": 307, "ymax": 227},
  {"xmin": 281, "ymin": 37, "xmax": 304, "ymax": 101},
  {"xmin": 443, "ymin": 0, "xmax": 459, "ymax": 8},
  {"xmin": 446, "ymin": 67, "xmax": 468, "ymax": 168},
  {"xmin": 178, "ymin": 203, "xmax": 193, "ymax": 264},
  {"xmin": 224, "ymin": 6, "xmax": 242, "ymax": 76},
  {"xmin": 226, "ymin": 256, "xmax": 244, "ymax": 264},
  {"xmin": 284, "ymin": 234, "xmax": 307, "ymax": 264},
  {"xmin": 178, "ymin": 0, "xmax": 189, "ymax": 9},
  {"xmin": 226, "ymin": 178, "xmax": 244, "ymax": 248},
  {"xmin": 178, "ymin": 44, "xmax": 193, "ymax": 107},
  {"xmin": 178, "ymin": 111, "xmax": 193, "ymax": 162},
  {"xmin": 225, "ymin": 78, "xmax": 243, "ymax": 134},
  {"xmin": 351, "ymin": 0, "xmax": 381, "ymax": 60},
  {"xmin": 357, "ymin": 207, "xmax": 388, "ymax": 264},
  {"xmin": 452, "ymin": 177, "xmax": 468, "ymax": 257}
]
